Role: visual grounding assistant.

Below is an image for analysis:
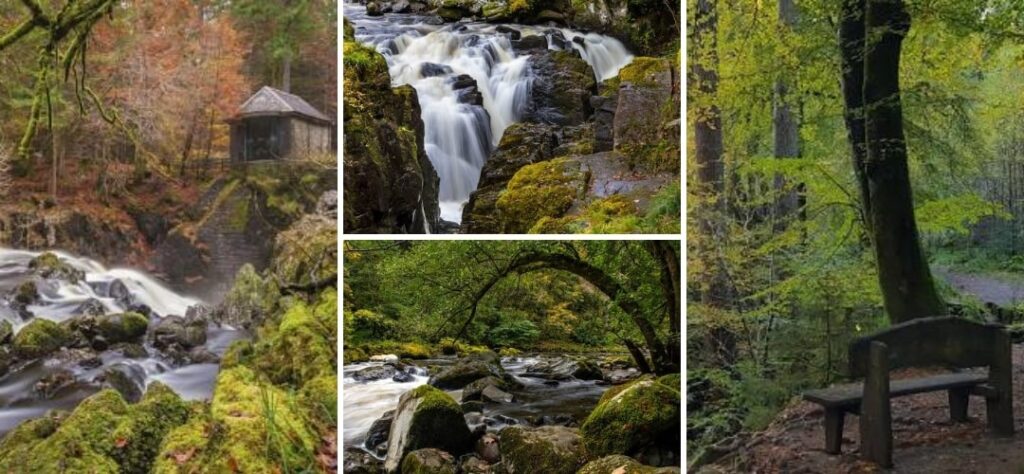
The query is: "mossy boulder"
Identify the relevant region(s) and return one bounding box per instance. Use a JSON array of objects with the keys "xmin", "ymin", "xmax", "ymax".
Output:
[
  {"xmin": 0, "ymin": 389, "xmax": 128, "ymax": 472},
  {"xmin": 344, "ymin": 36, "xmax": 440, "ymax": 233},
  {"xmin": 28, "ymin": 252, "xmax": 84, "ymax": 283},
  {"xmin": 0, "ymin": 320, "xmax": 12, "ymax": 344},
  {"xmin": 656, "ymin": 373, "xmax": 681, "ymax": 392},
  {"xmin": 13, "ymin": 319, "xmax": 71, "ymax": 359},
  {"xmin": 577, "ymin": 454, "xmax": 680, "ymax": 474},
  {"xmin": 461, "ymin": 376, "xmax": 511, "ymax": 401},
  {"xmin": 397, "ymin": 342, "xmax": 433, "ymax": 359},
  {"xmin": 524, "ymin": 50, "xmax": 596, "ymax": 126},
  {"xmin": 564, "ymin": 0, "xmax": 679, "ymax": 56},
  {"xmin": 428, "ymin": 350, "xmax": 508, "ymax": 390},
  {"xmin": 220, "ymin": 339, "xmax": 254, "ymax": 369},
  {"xmin": 155, "ymin": 366, "xmax": 319, "ymax": 472},
  {"xmin": 500, "ymin": 425, "xmax": 588, "ymax": 474},
  {"xmin": 254, "ymin": 289, "xmax": 337, "ymax": 385},
  {"xmin": 401, "ymin": 448, "xmax": 457, "ymax": 474},
  {"xmin": 299, "ymin": 374, "xmax": 338, "ymax": 430},
  {"xmin": 384, "ymin": 385, "xmax": 473, "ymax": 473},
  {"xmin": 96, "ymin": 312, "xmax": 149, "ymax": 343},
  {"xmin": 581, "ymin": 380, "xmax": 680, "ymax": 459},
  {"xmin": 110, "ymin": 382, "xmax": 191, "ymax": 473},
  {"xmin": 495, "ymin": 158, "xmax": 588, "ymax": 233},
  {"xmin": 614, "ymin": 57, "xmax": 680, "ymax": 173}
]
